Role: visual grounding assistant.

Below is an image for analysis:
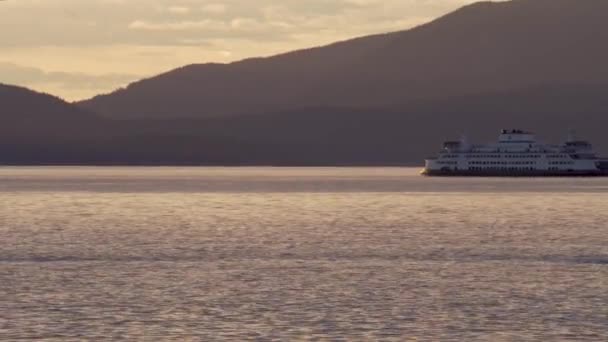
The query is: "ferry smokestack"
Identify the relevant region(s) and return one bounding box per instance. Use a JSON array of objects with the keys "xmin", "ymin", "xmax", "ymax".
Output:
[
  {"xmin": 458, "ymin": 134, "xmax": 471, "ymax": 152},
  {"xmin": 567, "ymin": 129, "xmax": 577, "ymax": 143}
]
